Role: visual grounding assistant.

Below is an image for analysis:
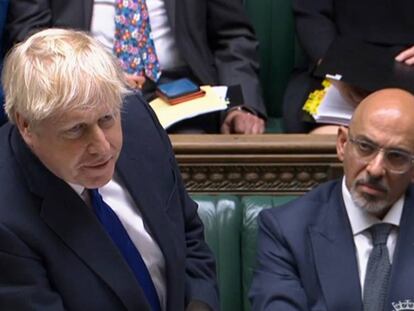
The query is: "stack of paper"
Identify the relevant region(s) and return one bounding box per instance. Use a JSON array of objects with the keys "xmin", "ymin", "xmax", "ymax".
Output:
[
  {"xmin": 149, "ymin": 85, "xmax": 229, "ymax": 129},
  {"xmin": 312, "ymin": 85, "xmax": 354, "ymax": 126}
]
